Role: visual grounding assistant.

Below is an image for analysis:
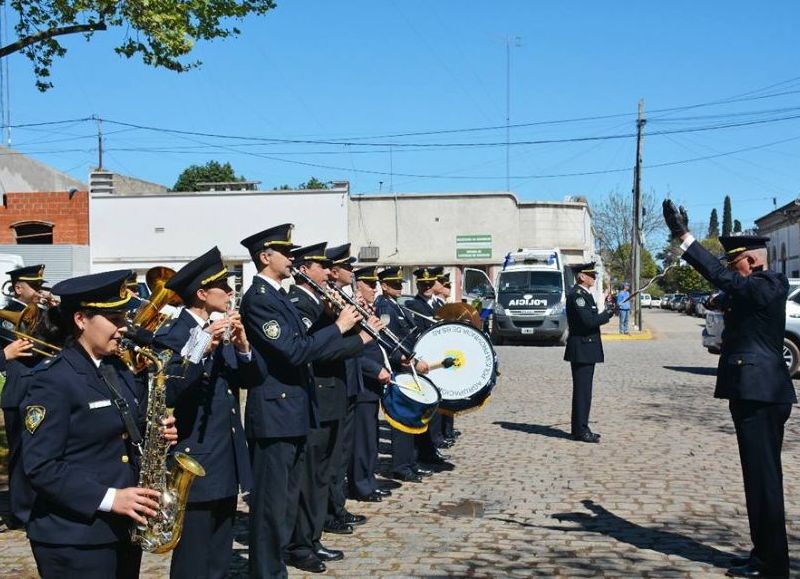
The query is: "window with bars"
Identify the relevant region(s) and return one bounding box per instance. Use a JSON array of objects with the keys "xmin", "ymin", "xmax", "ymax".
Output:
[{"xmin": 11, "ymin": 221, "xmax": 54, "ymax": 244}]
